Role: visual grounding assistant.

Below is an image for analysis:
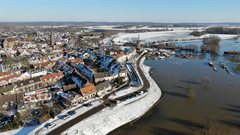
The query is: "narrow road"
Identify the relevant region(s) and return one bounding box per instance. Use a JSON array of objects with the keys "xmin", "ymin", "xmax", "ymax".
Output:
[{"xmin": 46, "ymin": 53, "xmax": 149, "ymax": 135}]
